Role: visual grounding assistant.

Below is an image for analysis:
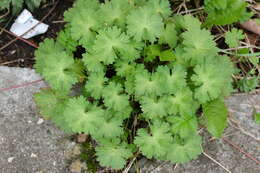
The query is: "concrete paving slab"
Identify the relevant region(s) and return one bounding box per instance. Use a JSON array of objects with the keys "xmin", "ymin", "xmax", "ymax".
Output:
[
  {"xmin": 0, "ymin": 66, "xmax": 259, "ymax": 173},
  {"xmin": 0, "ymin": 67, "xmax": 70, "ymax": 173}
]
